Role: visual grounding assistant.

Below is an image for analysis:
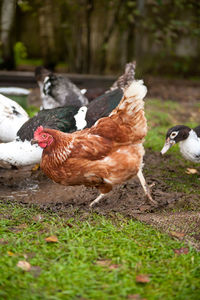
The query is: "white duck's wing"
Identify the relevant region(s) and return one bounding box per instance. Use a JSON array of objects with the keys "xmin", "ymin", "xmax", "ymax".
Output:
[
  {"xmin": 0, "ymin": 94, "xmax": 29, "ymax": 142},
  {"xmin": 0, "ymin": 139, "xmax": 42, "ymax": 167}
]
